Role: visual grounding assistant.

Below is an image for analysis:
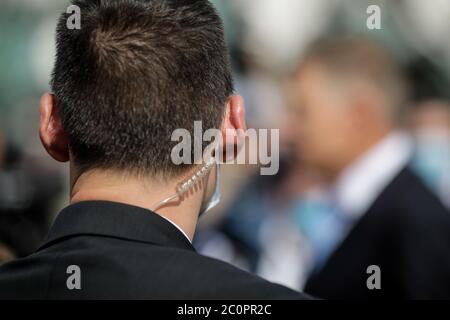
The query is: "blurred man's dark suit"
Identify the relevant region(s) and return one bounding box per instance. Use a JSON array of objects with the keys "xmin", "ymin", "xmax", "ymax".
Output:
[
  {"xmin": 305, "ymin": 166, "xmax": 450, "ymax": 299},
  {"xmin": 0, "ymin": 201, "xmax": 309, "ymax": 299}
]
